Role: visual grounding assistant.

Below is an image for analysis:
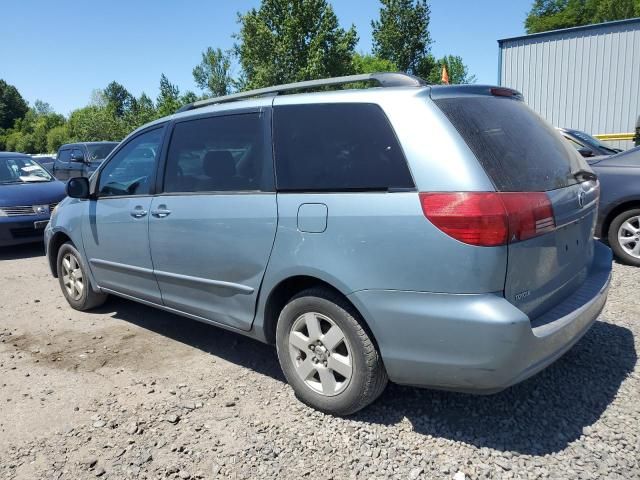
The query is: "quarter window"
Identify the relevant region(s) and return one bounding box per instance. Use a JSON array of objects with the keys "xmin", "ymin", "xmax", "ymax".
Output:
[
  {"xmin": 98, "ymin": 128, "xmax": 164, "ymax": 197},
  {"xmin": 164, "ymin": 113, "xmax": 266, "ymax": 193},
  {"xmin": 273, "ymin": 103, "xmax": 414, "ymax": 191}
]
